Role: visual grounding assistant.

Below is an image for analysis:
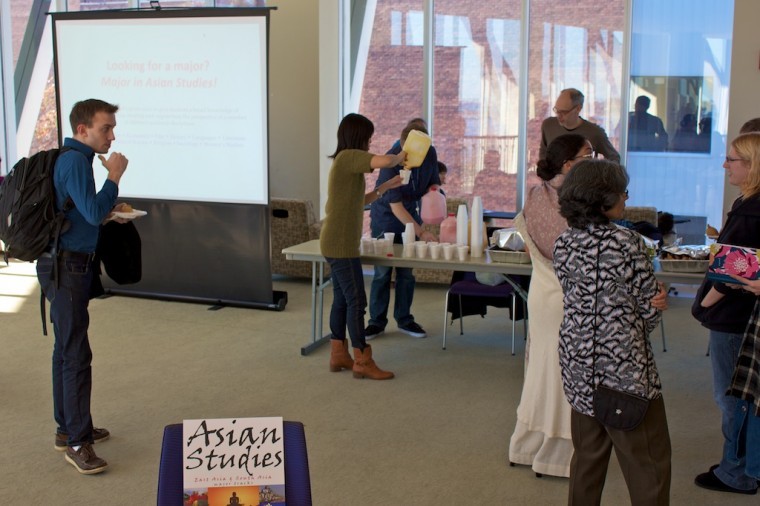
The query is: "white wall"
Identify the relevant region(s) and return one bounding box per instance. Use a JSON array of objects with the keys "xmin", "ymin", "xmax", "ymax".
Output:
[
  {"xmin": 725, "ymin": 0, "xmax": 760, "ymax": 217},
  {"xmin": 268, "ymin": 1, "xmax": 321, "ymax": 207}
]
